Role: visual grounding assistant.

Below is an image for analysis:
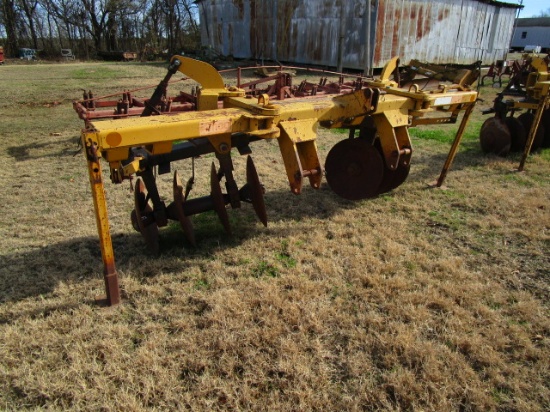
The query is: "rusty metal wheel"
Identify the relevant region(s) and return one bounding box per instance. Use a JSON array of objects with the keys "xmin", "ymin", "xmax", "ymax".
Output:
[
  {"xmin": 518, "ymin": 112, "xmax": 546, "ymax": 151},
  {"xmin": 133, "ymin": 178, "xmax": 159, "ymax": 255},
  {"xmin": 479, "ymin": 117, "xmax": 511, "ymax": 156},
  {"xmin": 325, "ymin": 138, "xmax": 384, "ymax": 200},
  {"xmin": 173, "ymin": 171, "xmax": 196, "ymax": 246},
  {"xmin": 210, "ymin": 162, "xmax": 231, "ymax": 235},
  {"xmin": 377, "ymin": 162, "xmax": 410, "ymax": 195},
  {"xmin": 373, "ymin": 139, "xmax": 410, "ymax": 194},
  {"xmin": 505, "ymin": 116, "xmax": 527, "ymax": 152},
  {"xmin": 246, "ymin": 156, "xmax": 268, "ymax": 227}
]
